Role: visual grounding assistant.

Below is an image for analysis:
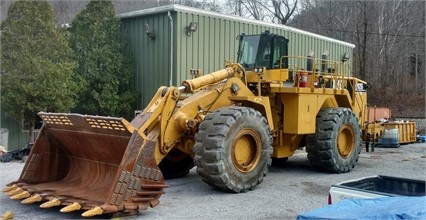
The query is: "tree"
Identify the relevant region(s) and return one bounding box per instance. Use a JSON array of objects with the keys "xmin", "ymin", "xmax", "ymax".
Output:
[
  {"xmin": 290, "ymin": 0, "xmax": 425, "ymax": 117},
  {"xmin": 172, "ymin": 0, "xmax": 222, "ymax": 12},
  {"xmin": 1, "ymin": 0, "xmax": 76, "ymax": 142},
  {"xmin": 270, "ymin": 0, "xmax": 298, "ymax": 24},
  {"xmin": 69, "ymin": 0, "xmax": 136, "ymax": 118},
  {"xmin": 224, "ymin": 0, "xmax": 298, "ymax": 24},
  {"xmin": 236, "ymin": 0, "xmax": 270, "ymax": 20}
]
